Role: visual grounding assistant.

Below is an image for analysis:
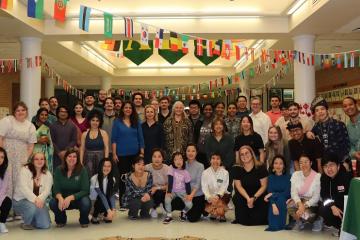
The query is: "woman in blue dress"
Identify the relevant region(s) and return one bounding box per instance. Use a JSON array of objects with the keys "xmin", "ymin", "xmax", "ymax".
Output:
[{"xmin": 264, "ymin": 155, "xmax": 291, "ymax": 231}]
